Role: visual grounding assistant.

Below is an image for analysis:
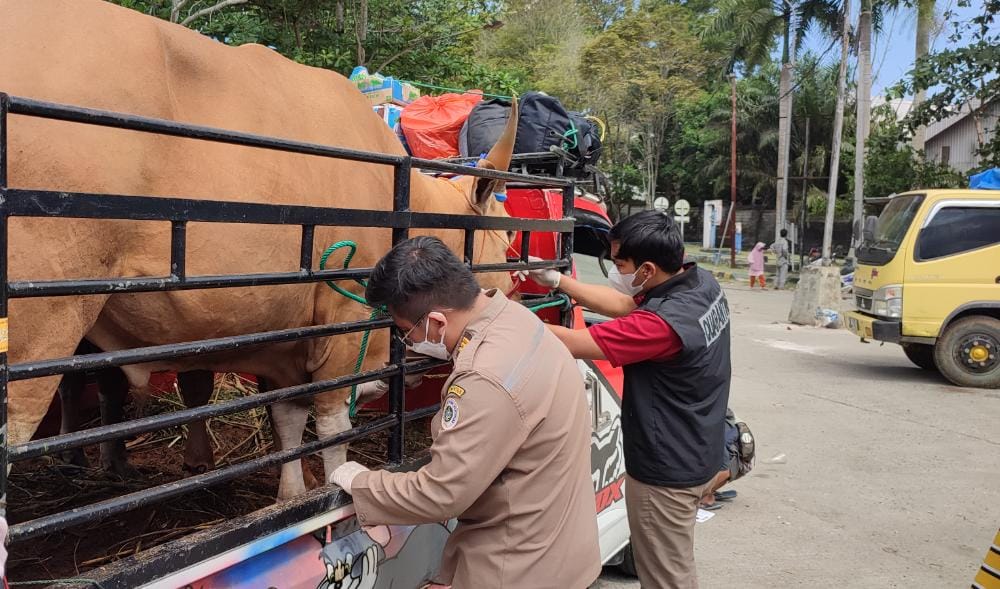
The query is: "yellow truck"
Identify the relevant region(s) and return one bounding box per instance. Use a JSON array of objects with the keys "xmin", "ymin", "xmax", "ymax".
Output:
[{"xmin": 846, "ymin": 189, "xmax": 1000, "ymax": 389}]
